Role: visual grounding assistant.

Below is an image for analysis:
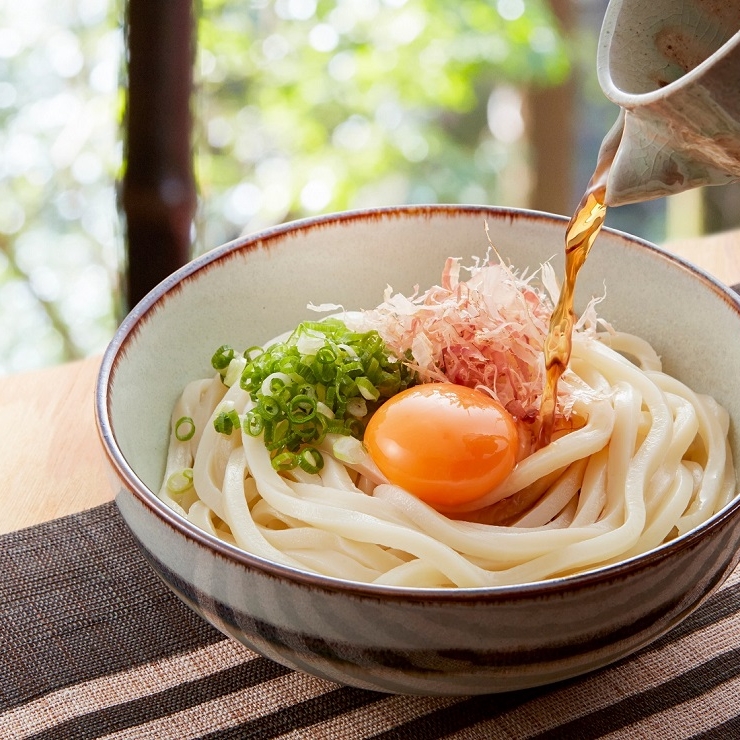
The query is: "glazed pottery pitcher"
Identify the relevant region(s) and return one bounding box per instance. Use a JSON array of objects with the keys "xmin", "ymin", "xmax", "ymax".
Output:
[{"xmin": 596, "ymin": 0, "xmax": 740, "ymax": 207}]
